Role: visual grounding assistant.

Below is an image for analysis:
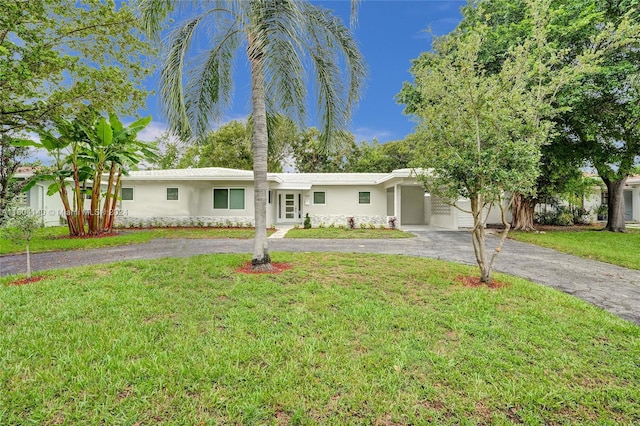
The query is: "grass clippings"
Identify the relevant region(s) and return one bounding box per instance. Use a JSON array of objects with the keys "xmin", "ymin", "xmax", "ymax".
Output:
[
  {"xmin": 235, "ymin": 262, "xmax": 294, "ymax": 274},
  {"xmin": 5, "ymin": 275, "xmax": 47, "ymax": 286}
]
